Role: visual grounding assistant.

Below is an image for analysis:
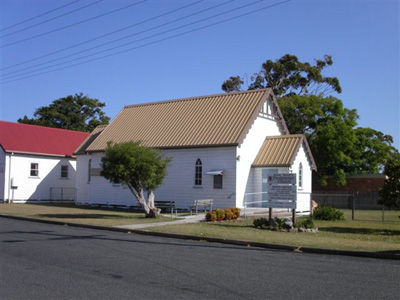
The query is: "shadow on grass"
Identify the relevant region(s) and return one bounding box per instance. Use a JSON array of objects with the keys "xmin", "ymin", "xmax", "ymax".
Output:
[
  {"xmin": 36, "ymin": 214, "xmax": 140, "ymax": 220},
  {"xmin": 319, "ymin": 227, "xmax": 400, "ymax": 236},
  {"xmin": 36, "ymin": 203, "xmax": 142, "ymax": 213}
]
